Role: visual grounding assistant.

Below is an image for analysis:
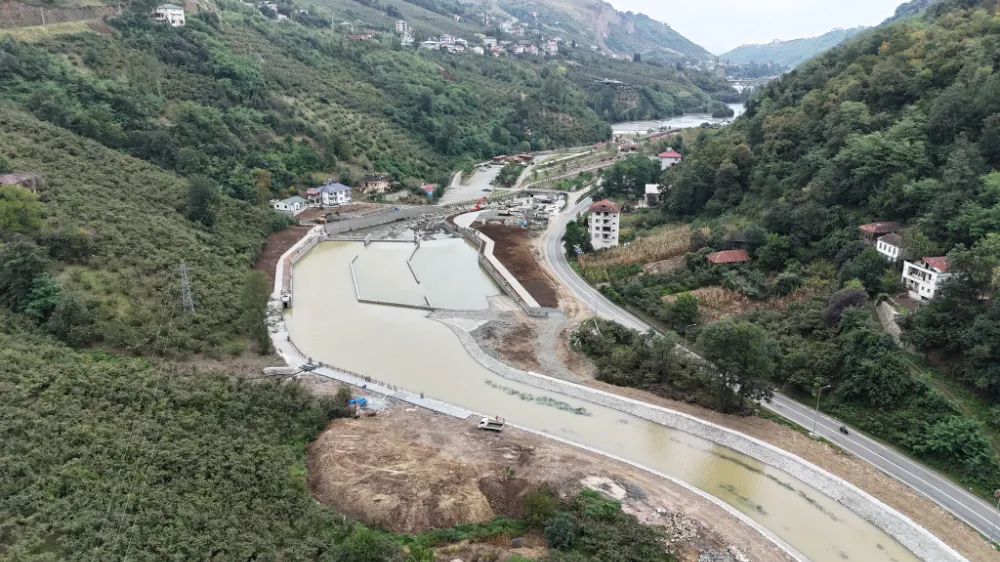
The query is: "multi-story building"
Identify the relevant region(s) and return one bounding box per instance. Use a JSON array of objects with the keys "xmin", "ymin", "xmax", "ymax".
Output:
[
  {"xmin": 307, "ymin": 182, "xmax": 352, "ymax": 206},
  {"xmin": 395, "ymin": 20, "xmax": 409, "ymax": 34},
  {"xmin": 359, "ymin": 174, "xmax": 391, "ymax": 195},
  {"xmin": 588, "ymin": 200, "xmax": 621, "ymax": 250},
  {"xmin": 902, "ymin": 257, "xmax": 951, "ymax": 300},
  {"xmin": 151, "ymin": 4, "xmax": 185, "ymax": 27}
]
